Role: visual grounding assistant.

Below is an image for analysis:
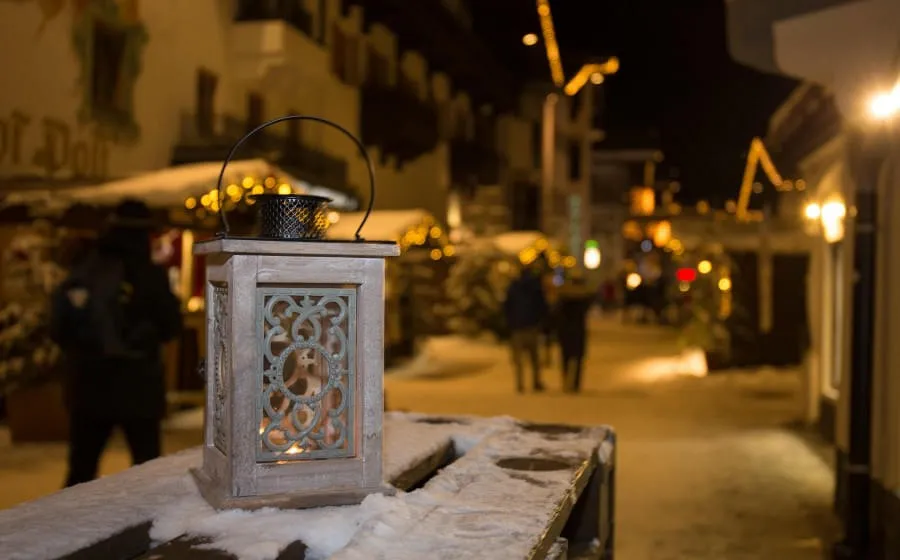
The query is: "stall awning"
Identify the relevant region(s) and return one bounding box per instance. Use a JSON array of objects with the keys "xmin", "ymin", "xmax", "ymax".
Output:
[
  {"xmin": 1, "ymin": 159, "xmax": 300, "ymax": 211},
  {"xmin": 326, "ymin": 209, "xmax": 435, "ymax": 242}
]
